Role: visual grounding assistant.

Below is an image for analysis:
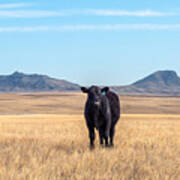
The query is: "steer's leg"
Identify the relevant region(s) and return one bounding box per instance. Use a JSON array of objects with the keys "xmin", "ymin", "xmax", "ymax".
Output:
[
  {"xmin": 104, "ymin": 126, "xmax": 109, "ymax": 147},
  {"xmin": 99, "ymin": 128, "xmax": 104, "ymax": 145},
  {"xmin": 104, "ymin": 136, "xmax": 109, "ymax": 147},
  {"xmin": 110, "ymin": 125, "xmax": 115, "ymax": 146},
  {"xmin": 105, "ymin": 117, "xmax": 111, "ymax": 147},
  {"xmin": 89, "ymin": 127, "xmax": 95, "ymax": 148}
]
